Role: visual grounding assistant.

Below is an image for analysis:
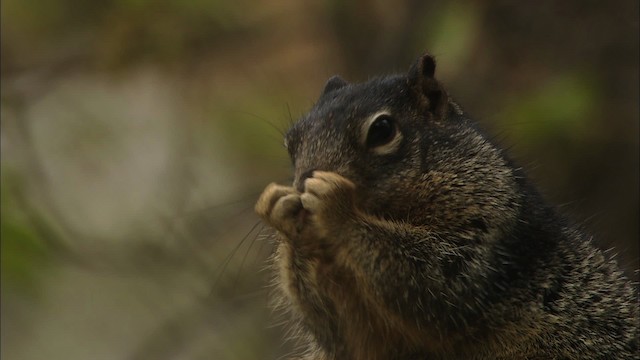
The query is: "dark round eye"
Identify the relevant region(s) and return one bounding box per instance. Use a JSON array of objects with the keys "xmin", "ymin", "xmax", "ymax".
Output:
[{"xmin": 366, "ymin": 115, "xmax": 397, "ymax": 148}]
